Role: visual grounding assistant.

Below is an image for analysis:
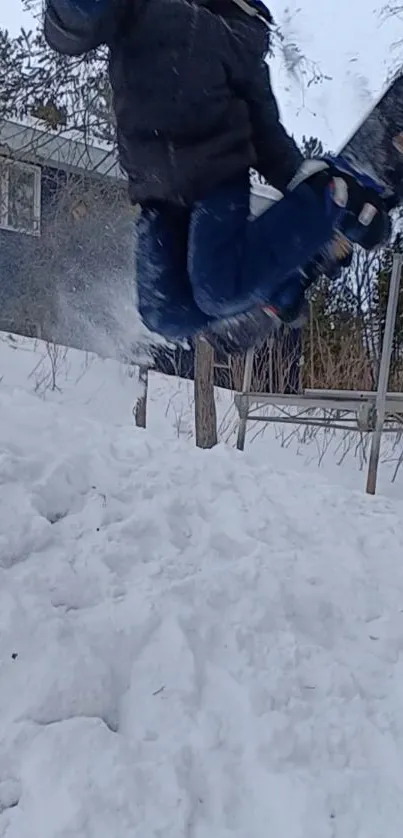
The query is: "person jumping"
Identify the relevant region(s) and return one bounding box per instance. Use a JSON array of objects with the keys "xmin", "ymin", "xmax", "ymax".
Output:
[{"xmin": 44, "ymin": 0, "xmax": 392, "ymax": 353}]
